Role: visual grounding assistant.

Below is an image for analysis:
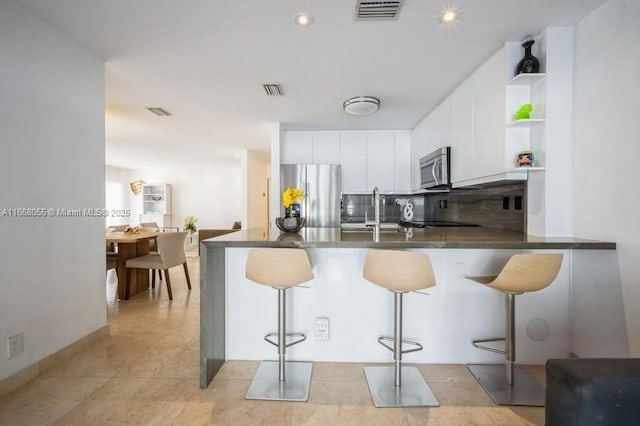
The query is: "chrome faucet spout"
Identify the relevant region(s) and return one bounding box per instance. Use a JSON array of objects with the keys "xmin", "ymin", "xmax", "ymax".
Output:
[{"xmin": 372, "ymin": 186, "xmax": 381, "ymax": 226}]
